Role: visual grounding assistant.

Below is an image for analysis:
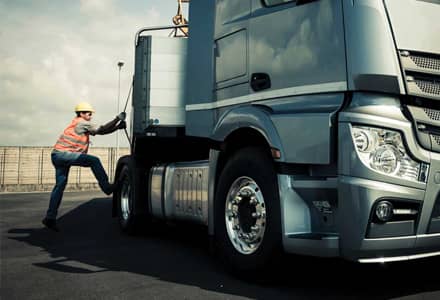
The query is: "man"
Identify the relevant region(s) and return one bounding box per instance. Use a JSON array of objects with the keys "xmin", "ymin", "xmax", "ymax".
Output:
[{"xmin": 42, "ymin": 102, "xmax": 127, "ymax": 232}]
